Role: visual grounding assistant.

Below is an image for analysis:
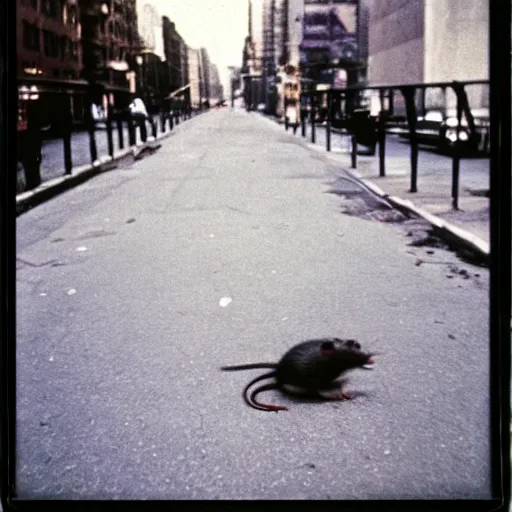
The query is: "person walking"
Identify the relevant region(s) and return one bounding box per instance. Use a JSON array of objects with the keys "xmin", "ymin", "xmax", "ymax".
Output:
[{"xmin": 129, "ymin": 96, "xmax": 154, "ymax": 143}]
